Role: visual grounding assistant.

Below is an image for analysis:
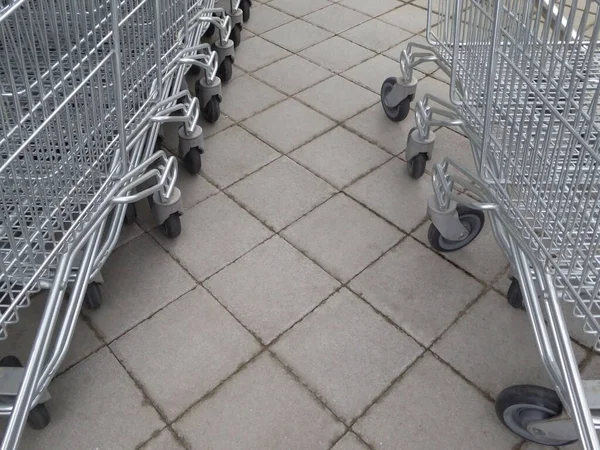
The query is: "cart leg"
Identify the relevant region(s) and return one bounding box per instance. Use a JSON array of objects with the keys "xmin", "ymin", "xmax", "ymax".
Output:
[
  {"xmin": 178, "ymin": 124, "xmax": 204, "ymax": 175},
  {"xmin": 426, "ymin": 196, "xmax": 485, "ymax": 252},
  {"xmin": 152, "ymin": 187, "xmax": 183, "ymax": 239},
  {"xmin": 196, "ymin": 76, "xmax": 222, "ymax": 124},
  {"xmin": 405, "ymin": 127, "xmax": 435, "ymax": 179},
  {"xmin": 213, "ymin": 39, "xmax": 235, "ymax": 83}
]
